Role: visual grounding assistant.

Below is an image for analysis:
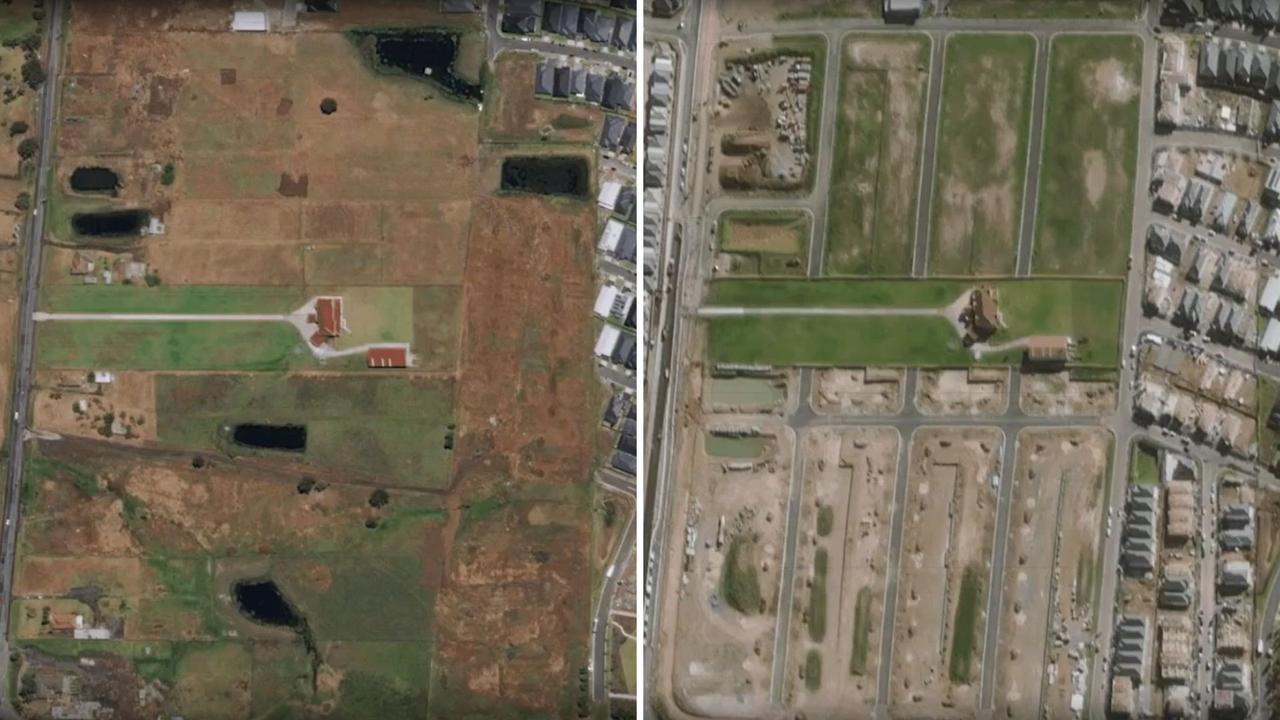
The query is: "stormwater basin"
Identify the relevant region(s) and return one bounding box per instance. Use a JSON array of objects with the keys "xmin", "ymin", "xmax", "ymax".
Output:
[
  {"xmin": 232, "ymin": 424, "xmax": 306, "ymax": 452},
  {"xmin": 500, "ymin": 156, "xmax": 589, "ymax": 198}
]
